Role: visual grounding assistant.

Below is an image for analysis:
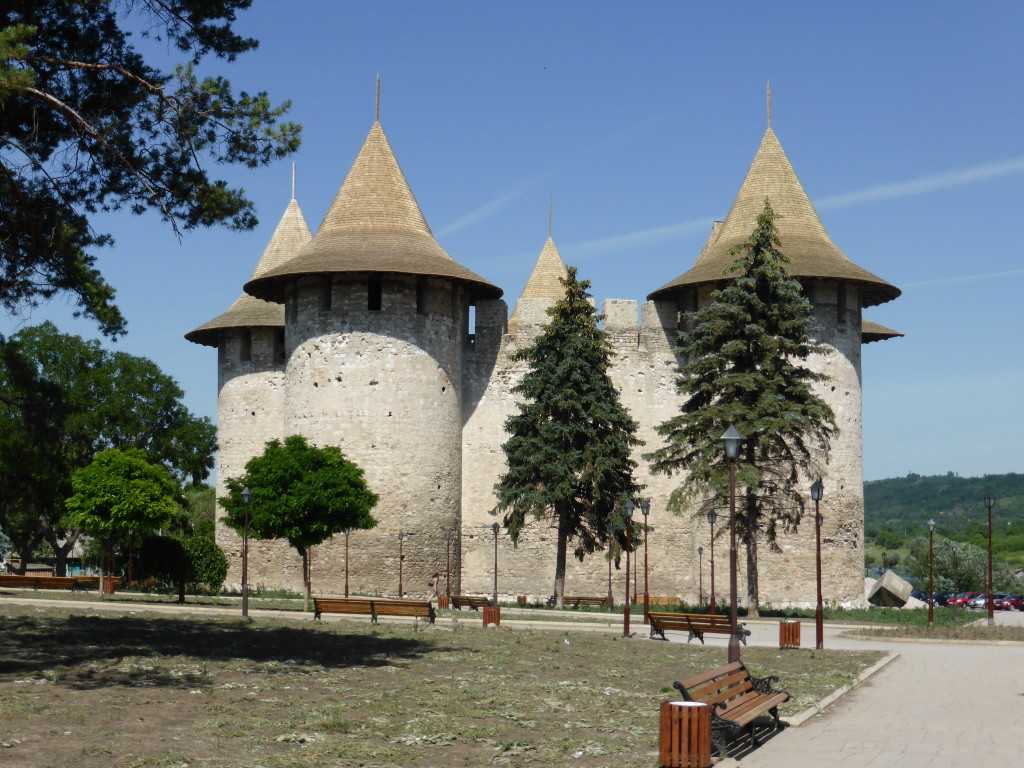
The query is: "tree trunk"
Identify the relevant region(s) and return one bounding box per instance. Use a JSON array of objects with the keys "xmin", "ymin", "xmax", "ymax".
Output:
[
  {"xmin": 553, "ymin": 505, "xmax": 569, "ymax": 609},
  {"xmin": 44, "ymin": 530, "xmax": 80, "ymax": 577},
  {"xmin": 301, "ymin": 547, "xmax": 311, "ymax": 612},
  {"xmin": 744, "ymin": 492, "xmax": 760, "ymax": 617}
]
